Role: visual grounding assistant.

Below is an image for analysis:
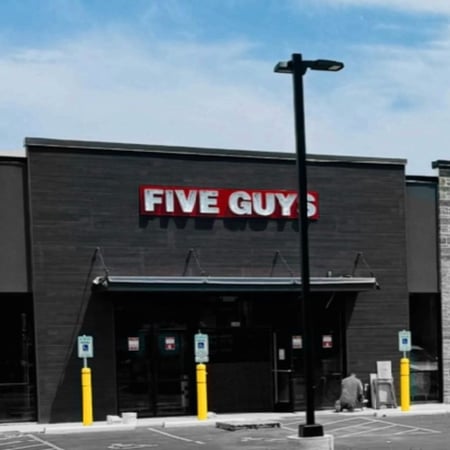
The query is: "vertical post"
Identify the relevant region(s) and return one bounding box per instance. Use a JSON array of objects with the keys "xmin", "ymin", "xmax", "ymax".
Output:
[
  {"xmin": 196, "ymin": 363, "xmax": 208, "ymax": 420},
  {"xmin": 291, "ymin": 53, "xmax": 323, "ymax": 438},
  {"xmin": 400, "ymin": 357, "xmax": 410, "ymax": 411},
  {"xmin": 82, "ymin": 365, "xmax": 93, "ymax": 425}
]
